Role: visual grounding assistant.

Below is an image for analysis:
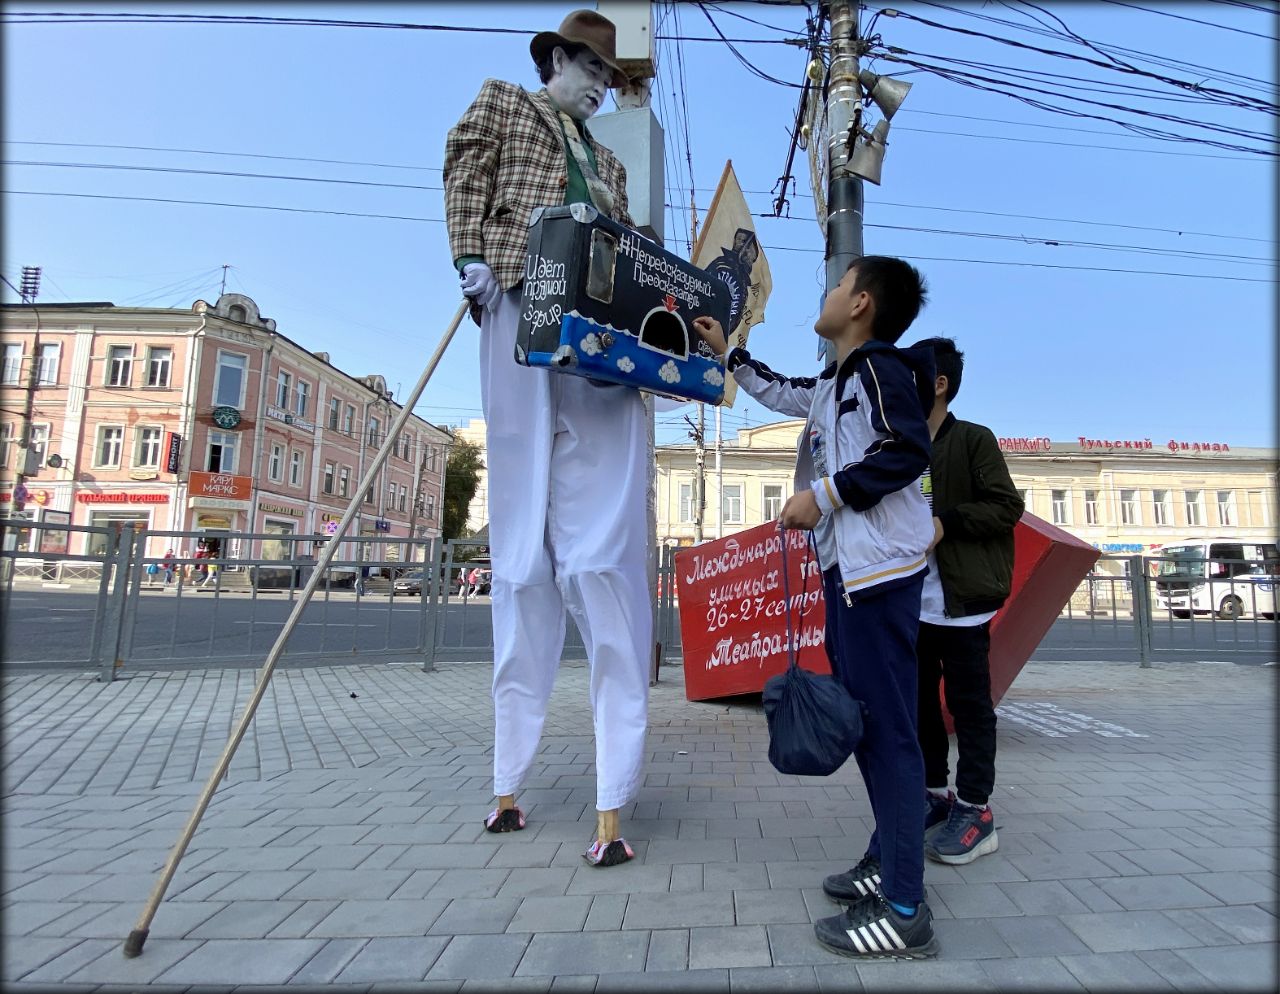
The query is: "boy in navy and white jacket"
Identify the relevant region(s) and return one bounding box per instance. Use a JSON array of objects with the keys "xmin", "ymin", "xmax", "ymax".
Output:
[{"xmin": 694, "ymin": 255, "xmax": 939, "ymax": 960}]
